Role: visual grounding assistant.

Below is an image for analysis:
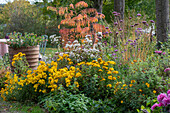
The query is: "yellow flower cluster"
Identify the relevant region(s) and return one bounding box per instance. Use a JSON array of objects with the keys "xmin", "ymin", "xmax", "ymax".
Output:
[{"xmin": 12, "ymin": 52, "xmax": 26, "ymax": 67}]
